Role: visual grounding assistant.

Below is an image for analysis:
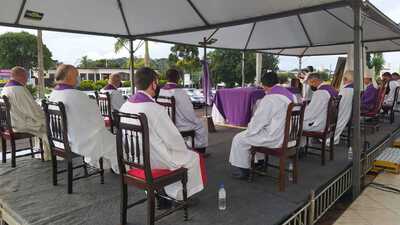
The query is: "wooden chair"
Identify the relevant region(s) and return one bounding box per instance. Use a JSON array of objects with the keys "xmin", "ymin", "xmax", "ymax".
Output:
[
  {"xmin": 248, "ymin": 102, "xmax": 306, "ymax": 192},
  {"xmin": 155, "ymin": 96, "xmax": 196, "ymax": 149},
  {"xmin": 0, "ymin": 96, "xmax": 44, "ymax": 167},
  {"xmin": 361, "ymin": 84, "xmax": 387, "ymax": 132},
  {"xmin": 382, "ymin": 86, "xmax": 400, "ymax": 124},
  {"xmin": 95, "ymin": 91, "xmax": 114, "ymax": 133},
  {"xmin": 113, "ymin": 111, "xmax": 188, "ymax": 225},
  {"xmin": 42, "ymin": 100, "xmax": 104, "ymax": 194},
  {"xmin": 303, "ymin": 96, "xmax": 342, "ymax": 166}
]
